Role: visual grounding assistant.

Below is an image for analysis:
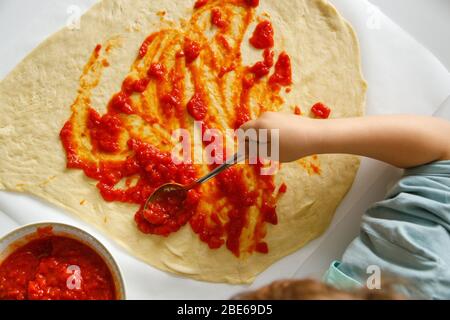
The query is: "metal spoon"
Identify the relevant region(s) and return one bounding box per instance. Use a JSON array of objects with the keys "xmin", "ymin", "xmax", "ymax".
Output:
[{"xmin": 143, "ymin": 152, "xmax": 245, "ymax": 210}]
